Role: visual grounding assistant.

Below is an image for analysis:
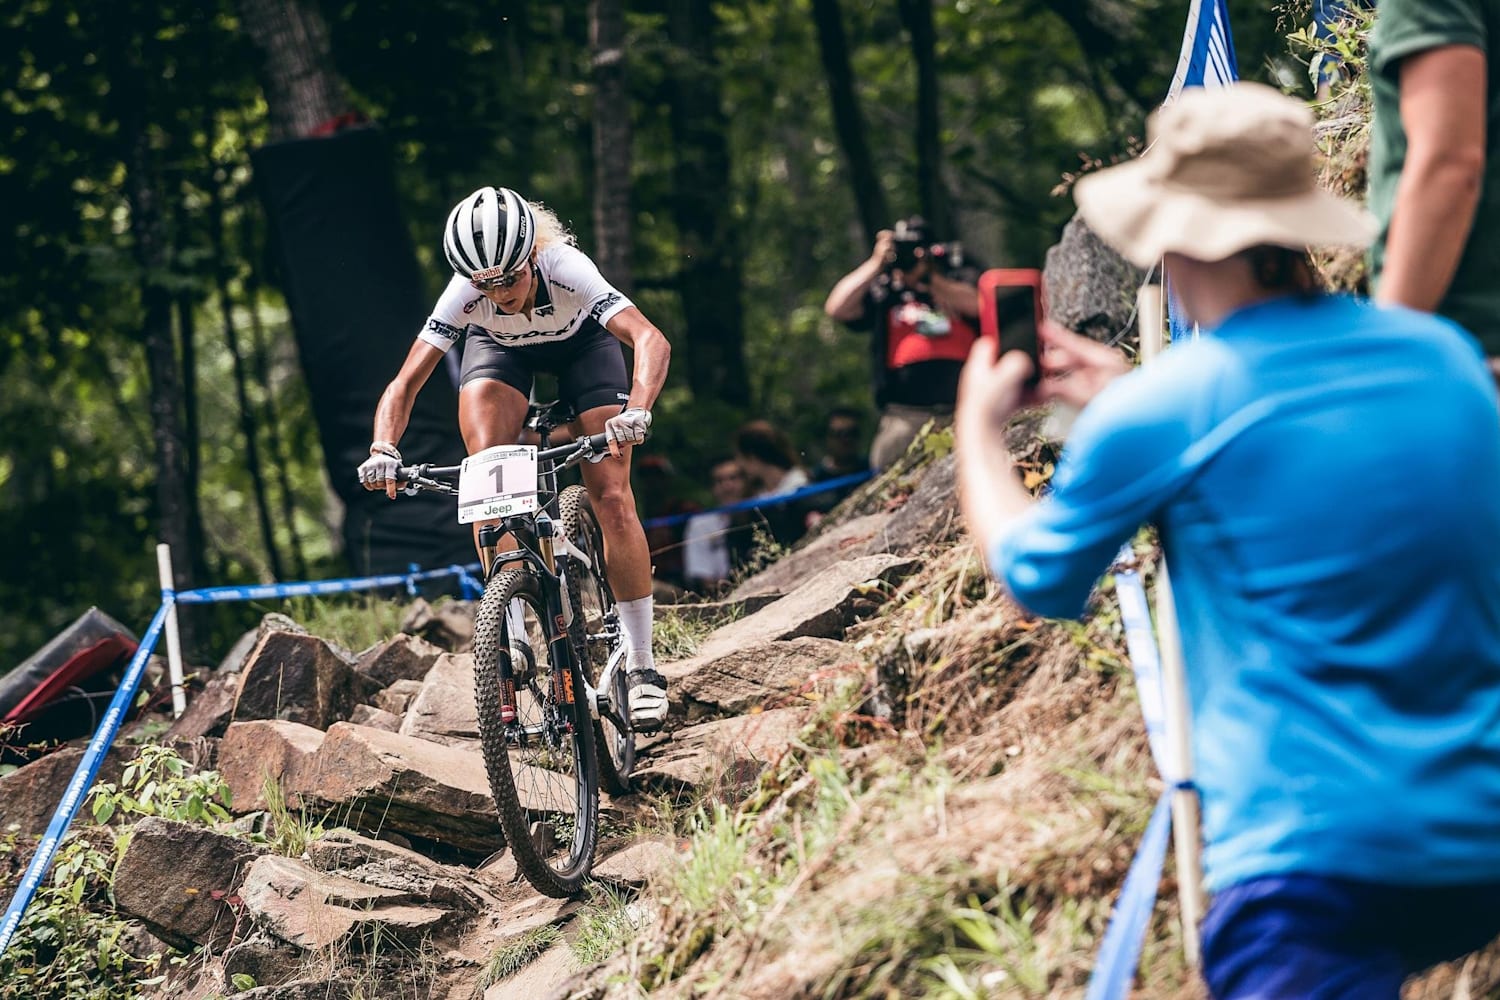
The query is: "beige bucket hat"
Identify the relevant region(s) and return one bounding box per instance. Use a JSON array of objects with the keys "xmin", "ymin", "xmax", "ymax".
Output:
[{"xmin": 1073, "ymin": 81, "xmax": 1375, "ymax": 269}]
